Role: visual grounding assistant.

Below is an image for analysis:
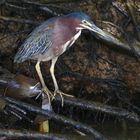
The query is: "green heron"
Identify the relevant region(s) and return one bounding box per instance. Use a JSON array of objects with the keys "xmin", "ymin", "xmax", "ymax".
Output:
[{"xmin": 14, "ymin": 12, "xmax": 111, "ymax": 105}]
